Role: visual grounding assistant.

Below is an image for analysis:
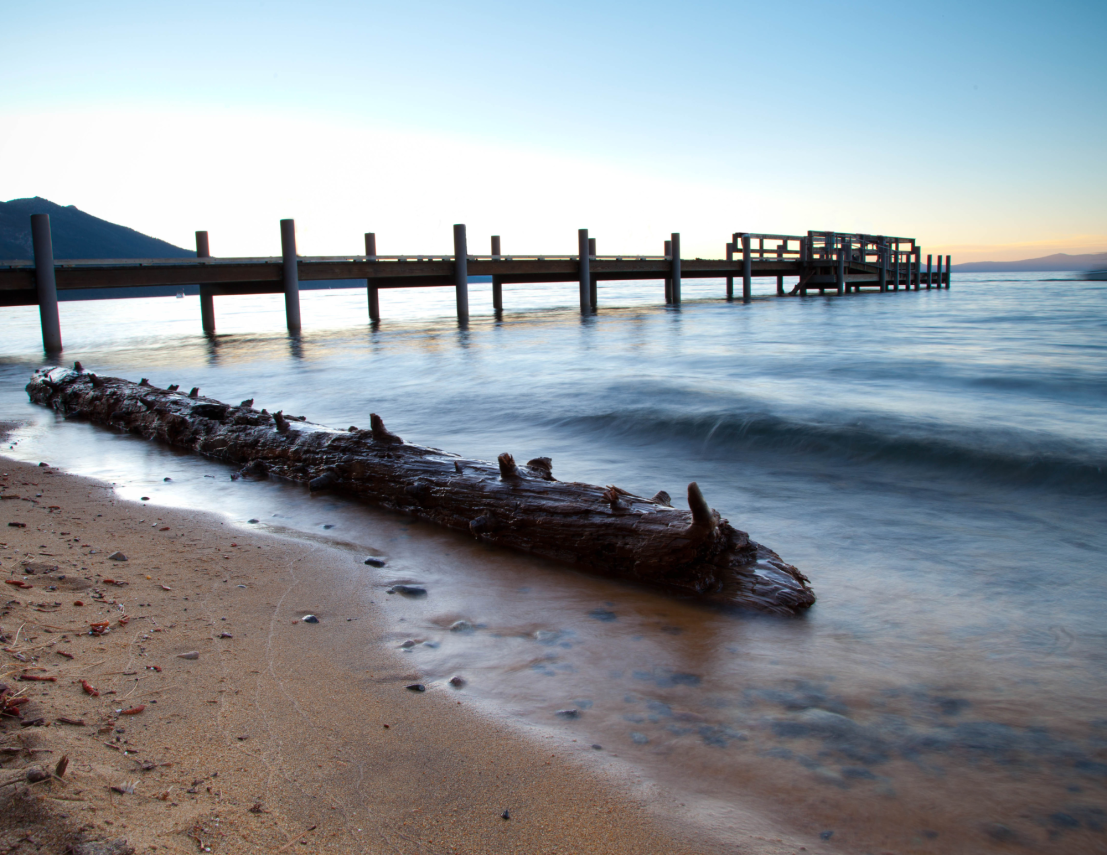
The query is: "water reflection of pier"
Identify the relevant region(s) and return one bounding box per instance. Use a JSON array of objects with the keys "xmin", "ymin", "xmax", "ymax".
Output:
[{"xmin": 0, "ymin": 215, "xmax": 950, "ymax": 351}]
